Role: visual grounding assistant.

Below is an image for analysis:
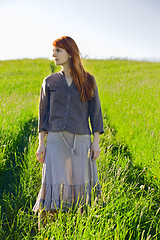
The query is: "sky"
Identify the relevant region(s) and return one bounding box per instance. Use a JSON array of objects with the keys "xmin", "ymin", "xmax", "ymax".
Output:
[{"xmin": 0, "ymin": 0, "xmax": 160, "ymax": 61}]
